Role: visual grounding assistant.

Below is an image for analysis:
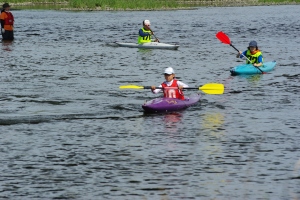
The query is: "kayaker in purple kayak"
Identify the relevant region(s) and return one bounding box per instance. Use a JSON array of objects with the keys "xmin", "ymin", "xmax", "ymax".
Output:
[
  {"xmin": 151, "ymin": 67, "xmax": 189, "ymax": 100},
  {"xmin": 236, "ymin": 40, "xmax": 263, "ymax": 67}
]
